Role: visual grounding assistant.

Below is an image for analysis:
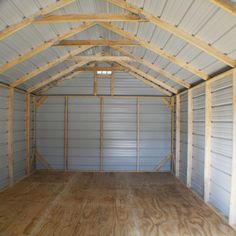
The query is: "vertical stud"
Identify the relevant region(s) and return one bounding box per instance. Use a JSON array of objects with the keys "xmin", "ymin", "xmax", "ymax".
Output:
[
  {"xmin": 64, "ymin": 96, "xmax": 68, "ymax": 171},
  {"xmin": 25, "ymin": 93, "xmax": 30, "ymax": 175},
  {"xmin": 136, "ymin": 97, "xmax": 140, "ymax": 172},
  {"xmin": 94, "ymin": 73, "xmax": 97, "ymax": 96},
  {"xmin": 100, "ymin": 97, "xmax": 104, "ymax": 171},
  {"xmin": 111, "ymin": 72, "xmax": 115, "ymax": 96},
  {"xmin": 175, "ymin": 94, "xmax": 180, "ymax": 177}
]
